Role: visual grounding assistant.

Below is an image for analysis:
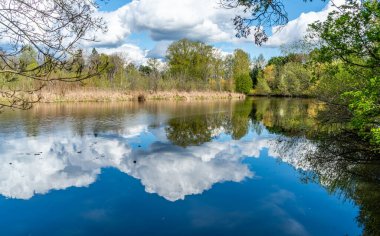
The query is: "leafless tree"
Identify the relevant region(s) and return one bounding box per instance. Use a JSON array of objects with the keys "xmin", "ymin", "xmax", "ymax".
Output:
[{"xmin": 0, "ymin": 0, "xmax": 106, "ymax": 110}]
